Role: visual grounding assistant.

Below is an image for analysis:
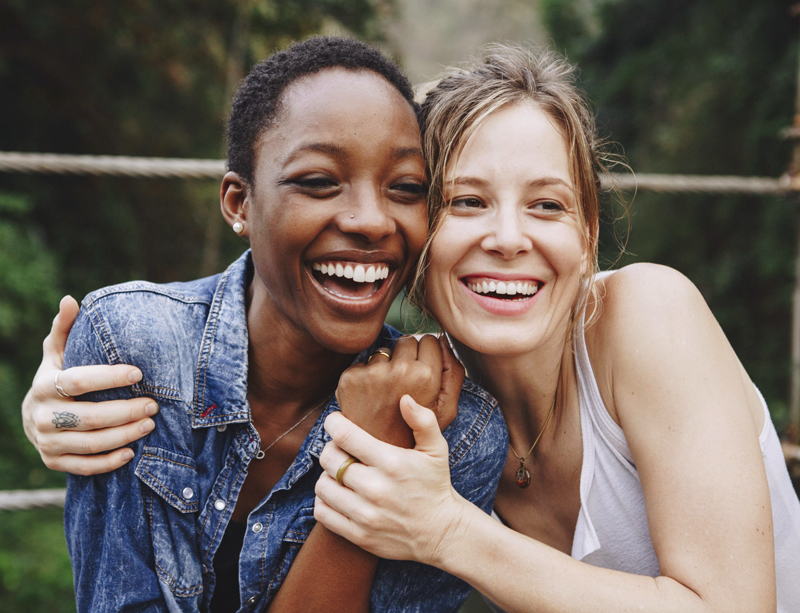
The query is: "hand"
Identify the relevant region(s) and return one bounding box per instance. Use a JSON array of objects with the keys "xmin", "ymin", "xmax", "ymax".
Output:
[
  {"xmin": 336, "ymin": 335, "xmax": 464, "ymax": 448},
  {"xmin": 315, "ymin": 396, "xmax": 473, "ymax": 567},
  {"xmin": 22, "ymin": 296, "xmax": 158, "ymax": 475}
]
